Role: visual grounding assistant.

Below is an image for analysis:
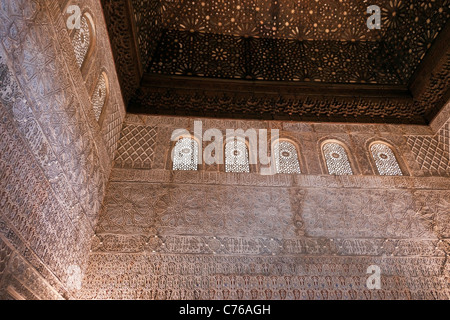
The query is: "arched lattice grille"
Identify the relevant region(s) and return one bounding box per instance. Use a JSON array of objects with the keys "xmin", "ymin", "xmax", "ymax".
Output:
[
  {"xmin": 173, "ymin": 138, "xmax": 199, "ymax": 171},
  {"xmin": 323, "ymin": 142, "xmax": 353, "ymax": 175},
  {"xmin": 370, "ymin": 143, "xmax": 403, "ymax": 176},
  {"xmin": 225, "ymin": 139, "xmax": 250, "ymax": 173},
  {"xmin": 274, "ymin": 141, "xmax": 301, "ymax": 174},
  {"xmin": 92, "ymin": 74, "xmax": 108, "ymax": 121},
  {"xmin": 72, "ymin": 15, "xmax": 91, "ymax": 68}
]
